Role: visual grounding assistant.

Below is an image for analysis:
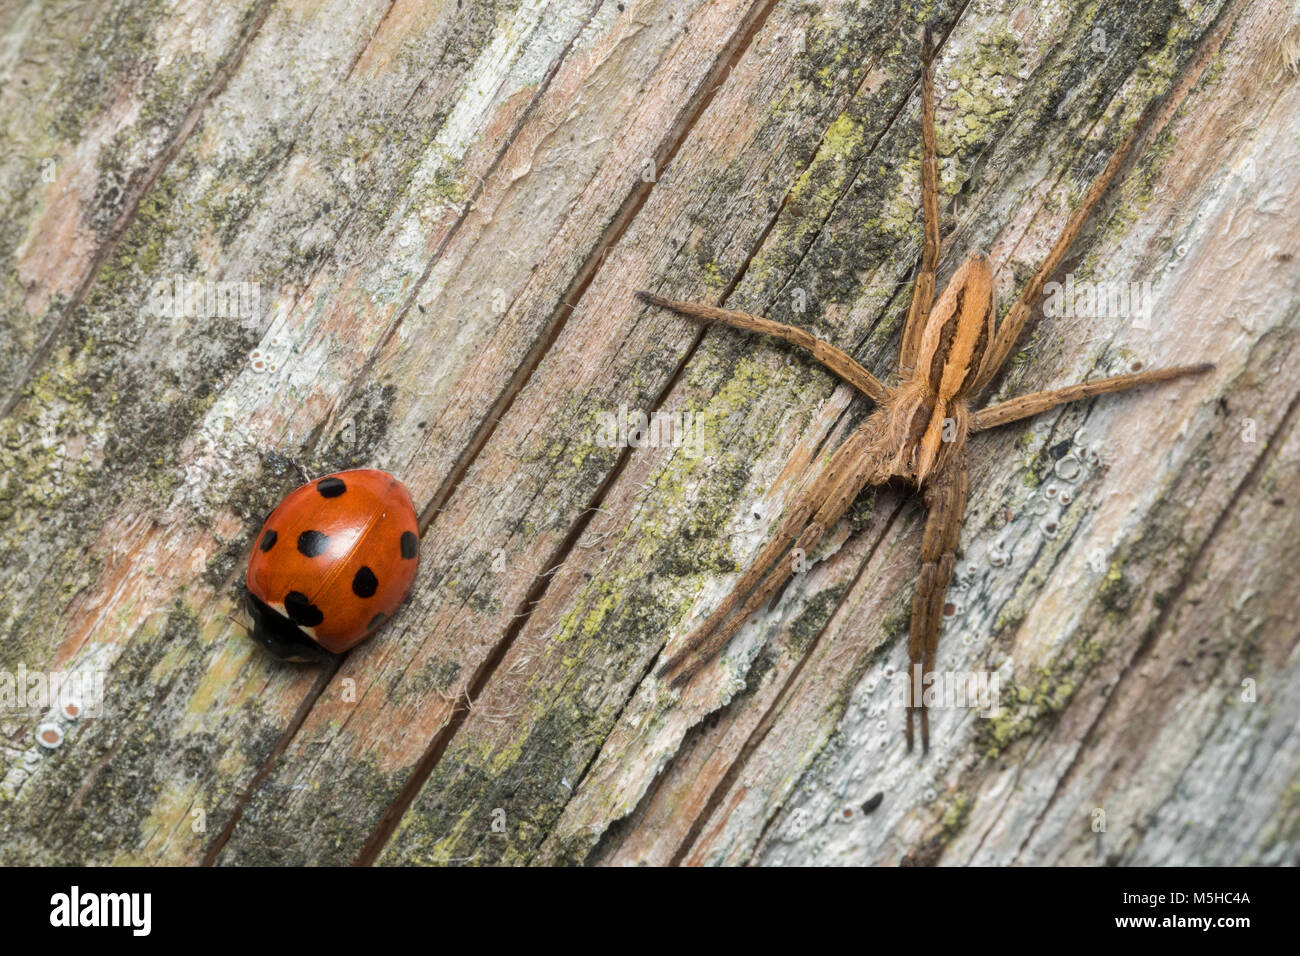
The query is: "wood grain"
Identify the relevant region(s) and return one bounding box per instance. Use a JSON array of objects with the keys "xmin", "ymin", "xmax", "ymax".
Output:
[{"xmin": 0, "ymin": 0, "xmax": 1295, "ymax": 866}]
